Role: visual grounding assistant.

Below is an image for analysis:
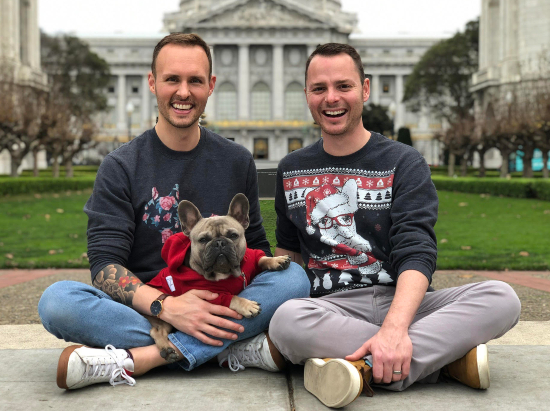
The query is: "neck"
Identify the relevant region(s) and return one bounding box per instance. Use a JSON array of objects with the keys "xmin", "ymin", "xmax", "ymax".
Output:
[
  {"xmin": 322, "ymin": 125, "xmax": 371, "ymax": 157},
  {"xmin": 155, "ymin": 120, "xmax": 201, "ymax": 152}
]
